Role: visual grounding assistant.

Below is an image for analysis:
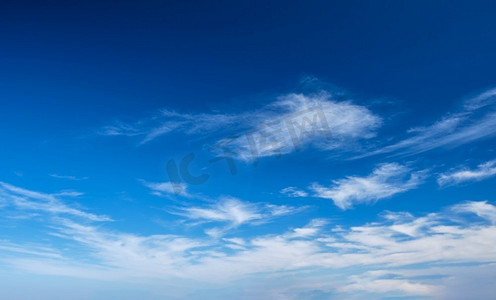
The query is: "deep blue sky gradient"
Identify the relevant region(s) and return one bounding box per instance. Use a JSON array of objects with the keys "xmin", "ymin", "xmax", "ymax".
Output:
[{"xmin": 1, "ymin": 1, "xmax": 496, "ymax": 299}]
